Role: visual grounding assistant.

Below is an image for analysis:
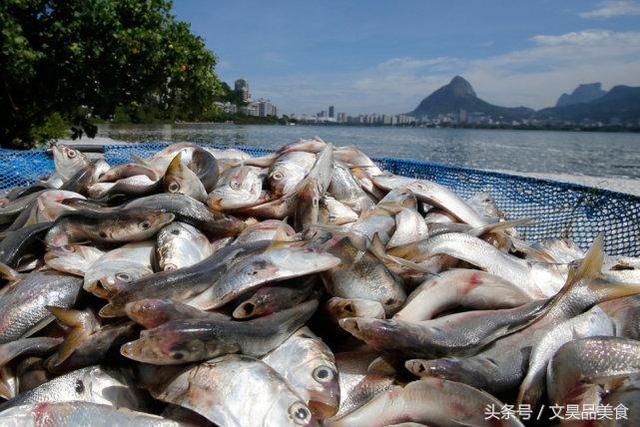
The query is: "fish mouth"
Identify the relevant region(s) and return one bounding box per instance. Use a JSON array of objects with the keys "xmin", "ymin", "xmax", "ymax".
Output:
[
  {"xmin": 308, "ymin": 399, "xmax": 339, "ymax": 419},
  {"xmin": 208, "ymin": 196, "xmax": 224, "ymax": 212},
  {"xmin": 232, "ymin": 301, "xmax": 257, "ymax": 319}
]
